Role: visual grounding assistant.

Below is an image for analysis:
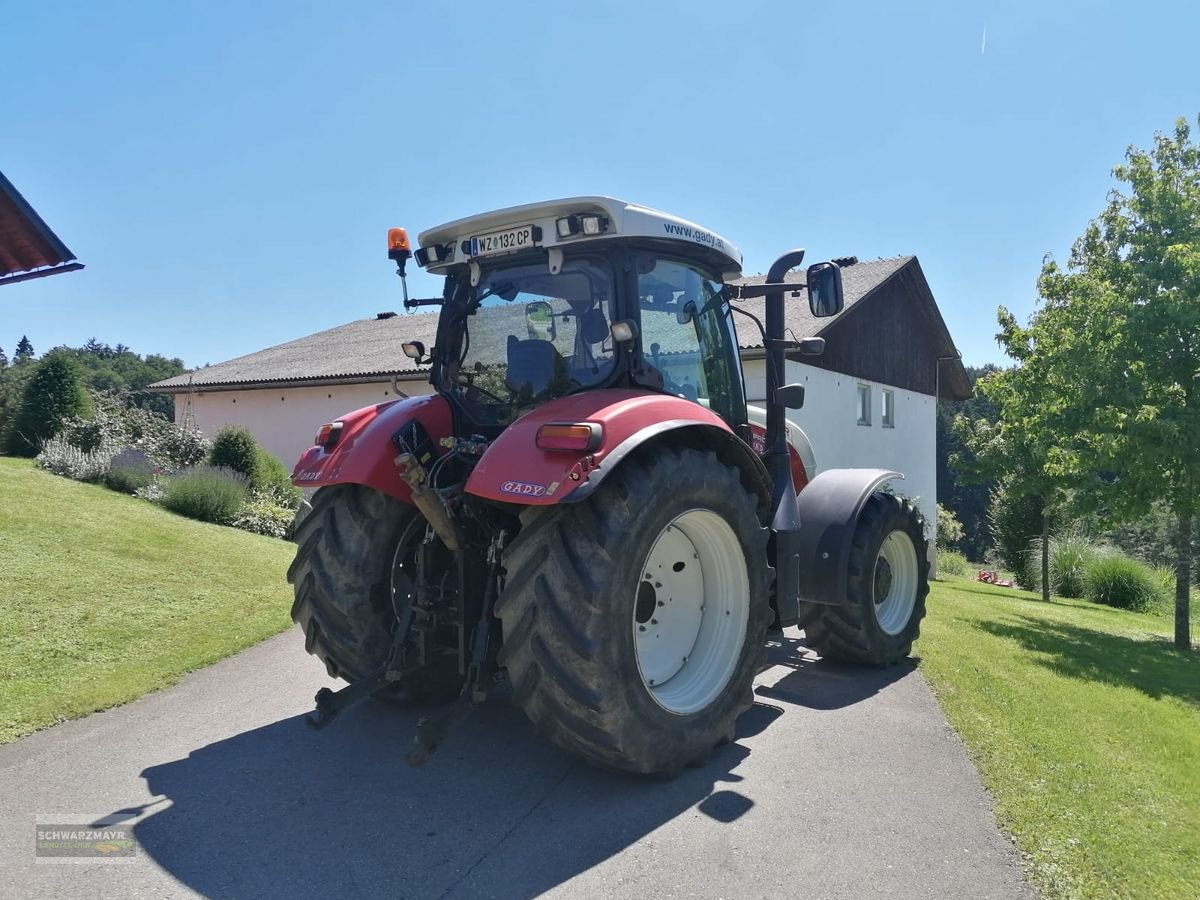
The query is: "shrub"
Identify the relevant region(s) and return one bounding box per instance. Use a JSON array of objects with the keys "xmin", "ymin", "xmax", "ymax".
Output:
[
  {"xmin": 162, "ymin": 466, "xmax": 250, "ymax": 525},
  {"xmin": 254, "ymin": 448, "xmax": 302, "ymax": 509},
  {"xmin": 155, "ymin": 421, "xmax": 209, "ymax": 469},
  {"xmin": 232, "ymin": 490, "xmax": 297, "ymax": 538},
  {"xmin": 988, "ymin": 478, "xmax": 1044, "ymax": 589},
  {"xmin": 36, "ymin": 435, "xmax": 118, "ymax": 482},
  {"xmin": 209, "ymin": 426, "xmax": 259, "ymax": 482},
  {"xmin": 937, "ymin": 550, "xmax": 971, "ymax": 580},
  {"xmin": 4, "ymin": 355, "xmax": 92, "ymax": 456},
  {"xmin": 104, "ymin": 449, "xmax": 156, "ymax": 494},
  {"xmin": 1083, "ymin": 553, "xmax": 1166, "ymax": 612},
  {"xmin": 937, "ymin": 503, "xmax": 965, "ymax": 550}
]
